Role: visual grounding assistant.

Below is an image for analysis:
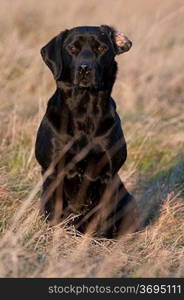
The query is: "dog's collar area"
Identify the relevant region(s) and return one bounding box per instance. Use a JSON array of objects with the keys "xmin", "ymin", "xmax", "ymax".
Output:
[
  {"xmin": 56, "ymin": 81, "xmax": 110, "ymax": 94},
  {"xmin": 57, "ymin": 80, "xmax": 97, "ymax": 90}
]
